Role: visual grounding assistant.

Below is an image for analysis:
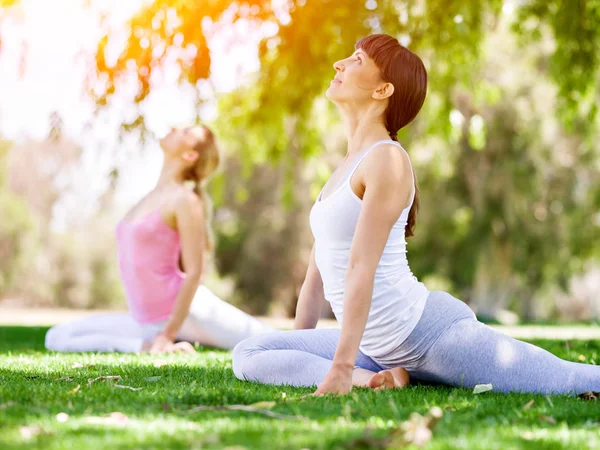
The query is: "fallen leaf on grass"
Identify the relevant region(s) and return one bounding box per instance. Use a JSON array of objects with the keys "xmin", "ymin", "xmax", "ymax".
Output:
[
  {"xmin": 114, "ymin": 384, "xmax": 143, "ymax": 391},
  {"xmin": 56, "ymin": 376, "xmax": 74, "ymax": 382},
  {"xmin": 345, "ymin": 406, "xmax": 444, "ymax": 449},
  {"xmin": 473, "ymin": 384, "xmax": 493, "ymax": 394},
  {"xmin": 87, "ymin": 376, "xmax": 122, "ymax": 386},
  {"xmin": 85, "ymin": 412, "xmax": 129, "ymax": 427},
  {"xmin": 540, "ymin": 415, "xmax": 556, "ymax": 424},
  {"xmin": 19, "ymin": 425, "xmax": 41, "ymax": 440},
  {"xmin": 197, "ymin": 434, "xmax": 221, "ymax": 446},
  {"xmin": 68, "ymin": 384, "xmax": 81, "ymax": 395},
  {"xmin": 523, "ymin": 400, "xmax": 535, "ymax": 409},
  {"xmin": 19, "ymin": 425, "xmax": 49, "ymax": 440},
  {"xmin": 247, "ymin": 401, "xmax": 276, "ymax": 409},
  {"xmin": 578, "ymin": 391, "xmax": 599, "ymax": 401},
  {"xmin": 143, "ymin": 376, "xmax": 162, "ymax": 382},
  {"xmin": 522, "ymin": 431, "xmax": 534, "ymax": 440},
  {"xmin": 389, "ymin": 406, "xmax": 444, "ymax": 448},
  {"xmin": 55, "ymin": 412, "xmax": 69, "ymax": 423}
]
